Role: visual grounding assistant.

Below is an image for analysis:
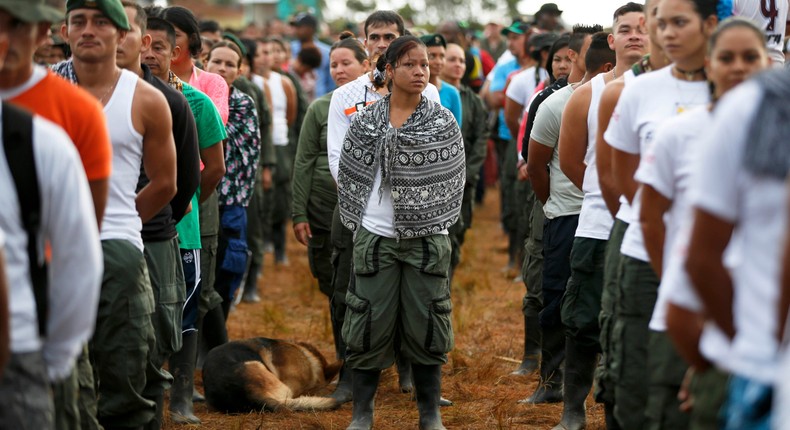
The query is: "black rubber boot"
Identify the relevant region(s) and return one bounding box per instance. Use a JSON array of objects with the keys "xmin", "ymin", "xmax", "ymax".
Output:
[
  {"xmin": 519, "ymin": 324, "xmax": 565, "ymax": 404},
  {"xmin": 552, "ymin": 338, "xmax": 597, "ymax": 430},
  {"xmin": 192, "ymin": 387, "xmax": 205, "ymax": 403},
  {"xmin": 241, "ymin": 261, "xmax": 261, "ymax": 303},
  {"xmin": 196, "ymin": 305, "xmax": 228, "ymax": 375},
  {"xmin": 330, "ymin": 364, "xmax": 354, "ymax": 404},
  {"xmin": 512, "ymin": 315, "xmax": 541, "ymax": 375},
  {"xmin": 169, "ymin": 332, "xmax": 201, "ymax": 424},
  {"xmin": 412, "ymin": 364, "xmax": 447, "ymax": 430},
  {"xmin": 397, "ymin": 355, "xmax": 413, "ymax": 393},
  {"xmin": 346, "ymin": 369, "xmax": 381, "ymax": 430},
  {"xmin": 143, "ymin": 390, "xmax": 164, "ymax": 430}
]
